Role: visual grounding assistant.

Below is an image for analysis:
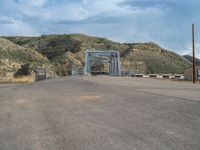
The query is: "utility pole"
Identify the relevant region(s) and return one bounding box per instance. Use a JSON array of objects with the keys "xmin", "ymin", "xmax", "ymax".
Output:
[{"xmin": 192, "ymin": 24, "xmax": 196, "ymax": 84}]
